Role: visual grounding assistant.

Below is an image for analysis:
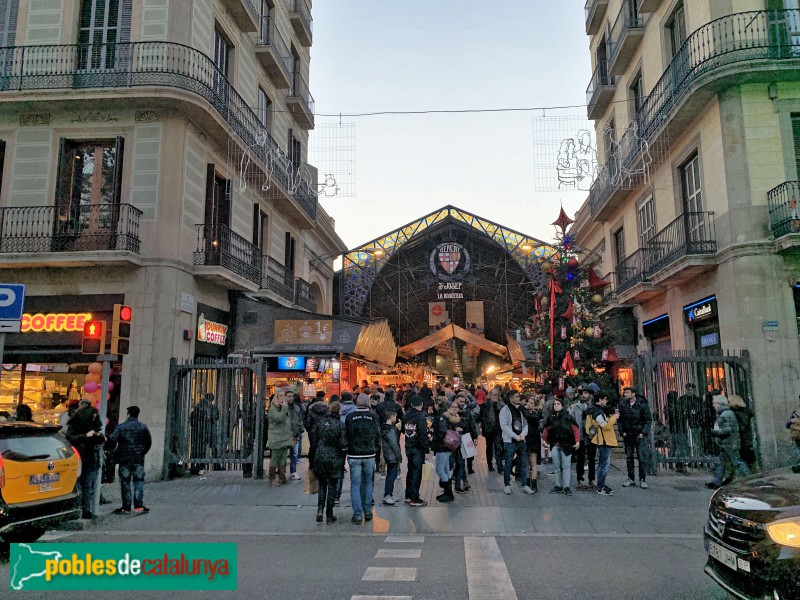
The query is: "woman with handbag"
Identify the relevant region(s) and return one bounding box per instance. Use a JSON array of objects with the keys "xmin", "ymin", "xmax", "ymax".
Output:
[
  {"xmin": 523, "ymin": 396, "xmax": 542, "ymax": 494},
  {"xmin": 432, "ymin": 398, "xmax": 461, "ymax": 503},
  {"xmin": 313, "ymin": 401, "xmax": 345, "ymax": 523},
  {"xmin": 542, "ymin": 398, "xmax": 581, "ymax": 496}
]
